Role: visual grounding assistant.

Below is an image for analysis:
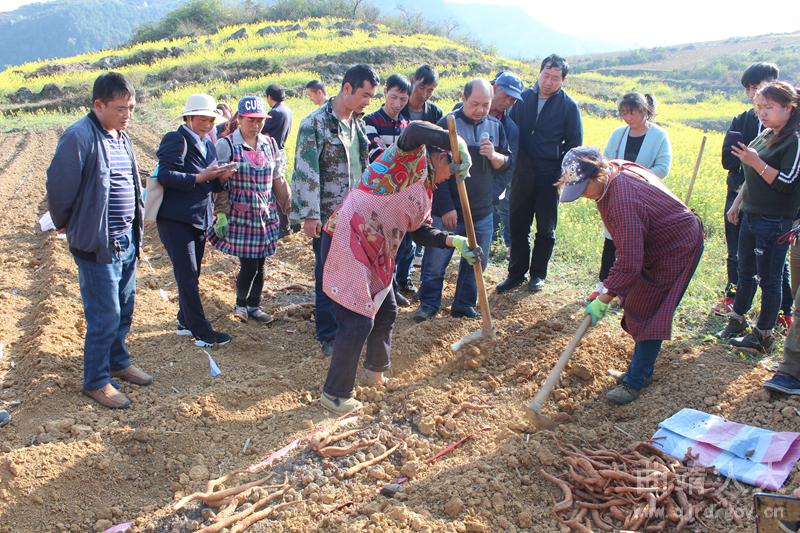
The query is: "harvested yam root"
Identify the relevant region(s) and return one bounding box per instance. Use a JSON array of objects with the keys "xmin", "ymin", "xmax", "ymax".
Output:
[
  {"xmin": 196, "ymin": 477, "xmax": 294, "ymax": 533},
  {"xmin": 542, "ymin": 435, "xmax": 744, "ymax": 532},
  {"xmin": 310, "ymin": 425, "xmax": 373, "ymax": 452},
  {"xmin": 318, "ymin": 429, "xmax": 382, "ymax": 458},
  {"xmin": 344, "ymin": 441, "xmax": 402, "ymax": 478},
  {"xmin": 173, "ymin": 472, "xmax": 275, "ymax": 510}
]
